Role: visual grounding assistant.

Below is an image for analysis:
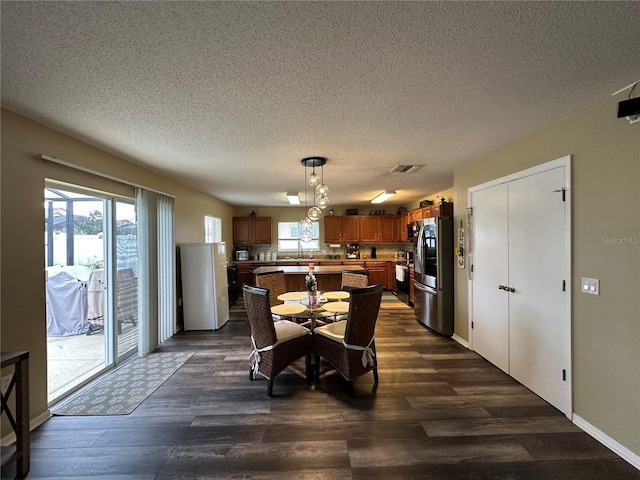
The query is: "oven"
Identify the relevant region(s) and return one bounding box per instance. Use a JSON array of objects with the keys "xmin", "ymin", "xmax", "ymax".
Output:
[{"xmin": 394, "ymin": 262, "xmax": 410, "ymax": 305}]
